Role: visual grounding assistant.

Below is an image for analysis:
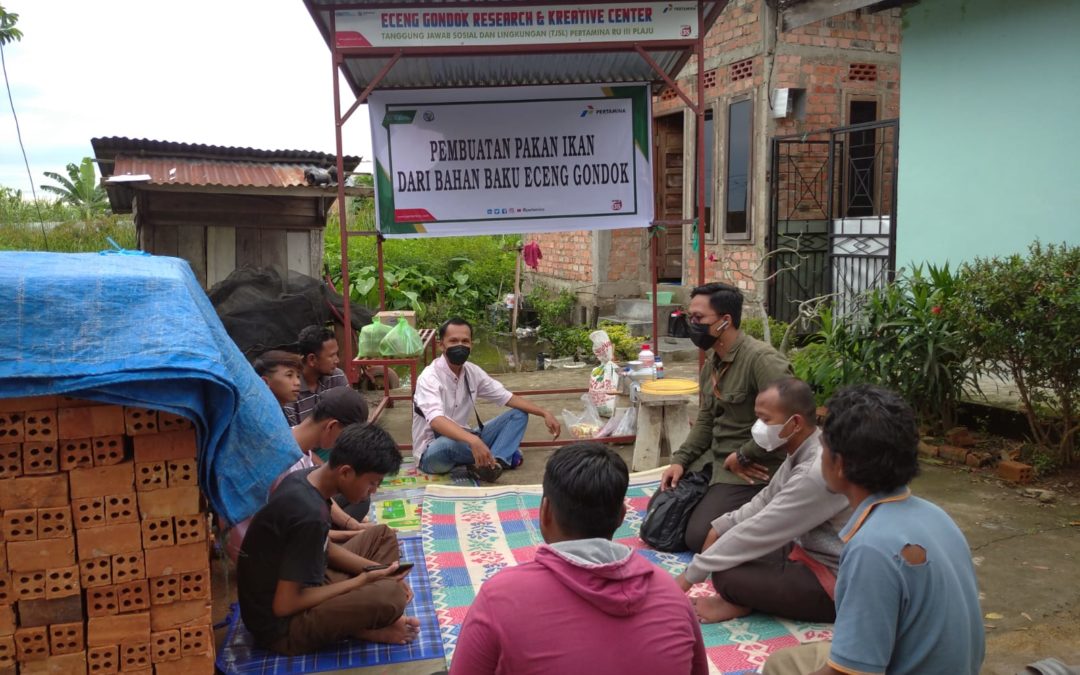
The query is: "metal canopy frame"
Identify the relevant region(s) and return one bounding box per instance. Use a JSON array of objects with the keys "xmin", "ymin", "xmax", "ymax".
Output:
[{"xmin": 304, "ymin": 0, "xmax": 724, "ymax": 385}]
